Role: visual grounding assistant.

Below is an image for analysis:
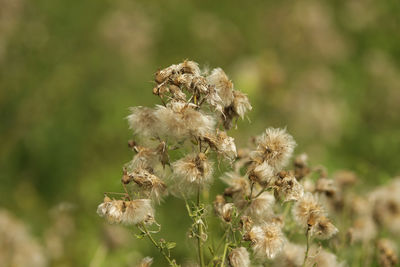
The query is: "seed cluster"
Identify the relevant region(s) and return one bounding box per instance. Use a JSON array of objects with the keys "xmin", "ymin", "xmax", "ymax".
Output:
[{"xmin": 96, "ymin": 61, "xmax": 399, "ymax": 267}]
